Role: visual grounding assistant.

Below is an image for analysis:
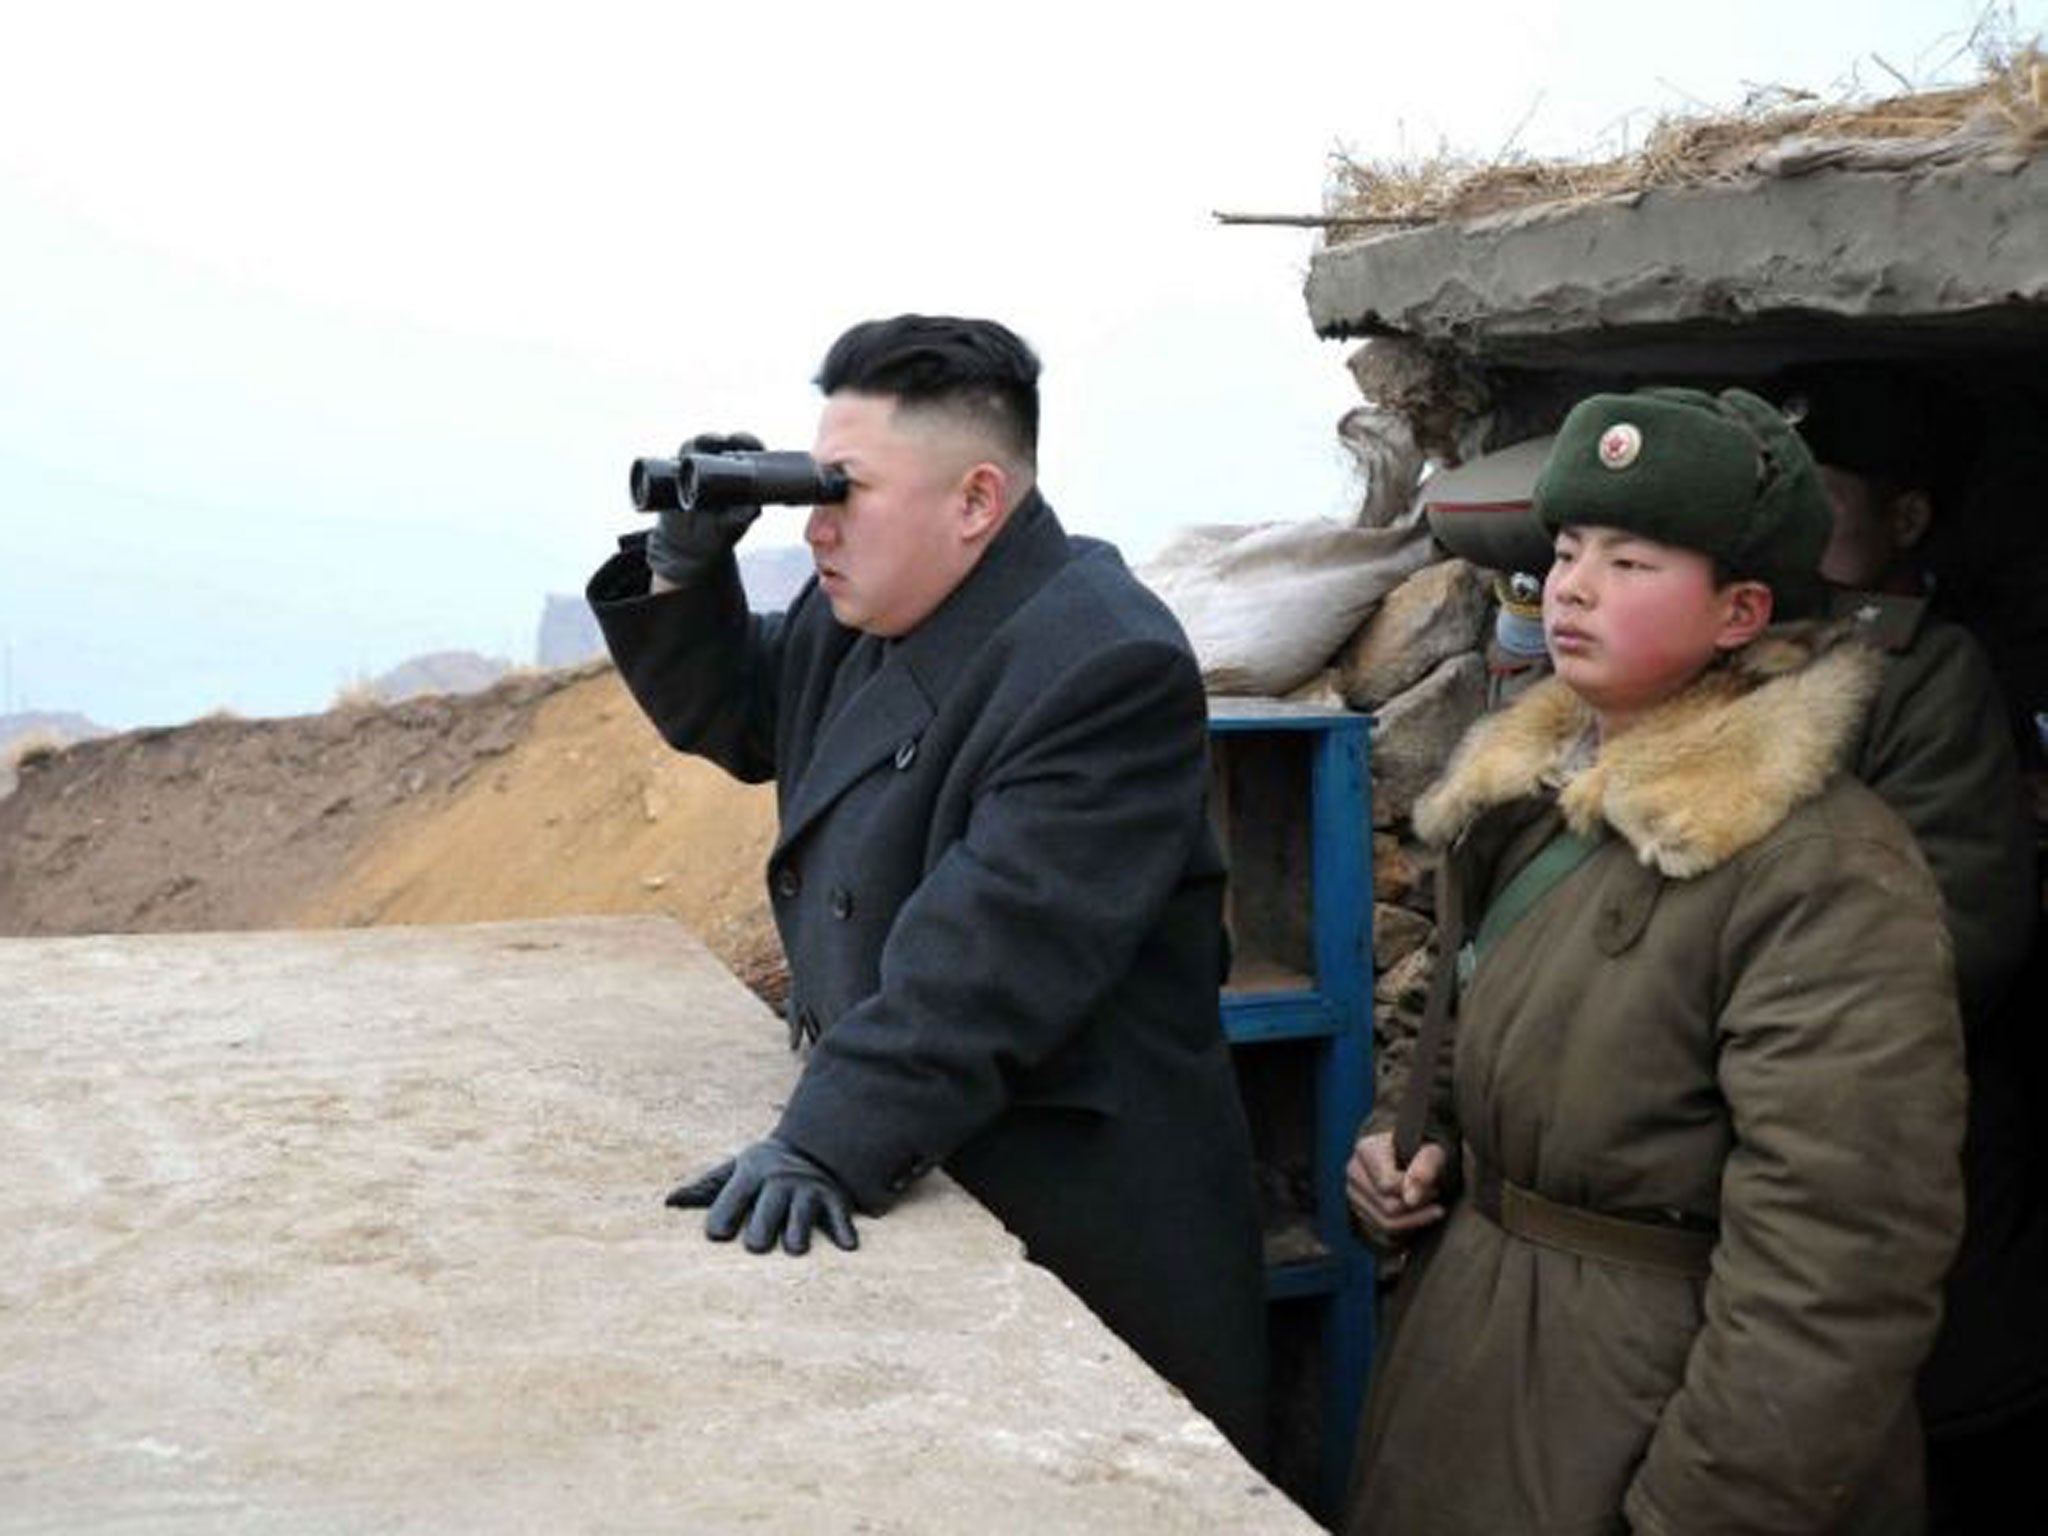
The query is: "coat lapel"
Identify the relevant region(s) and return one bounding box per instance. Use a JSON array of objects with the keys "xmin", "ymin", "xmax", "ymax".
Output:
[
  {"xmin": 774, "ymin": 653, "xmax": 932, "ymax": 857},
  {"xmin": 771, "ymin": 492, "xmax": 1070, "ymax": 858}
]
